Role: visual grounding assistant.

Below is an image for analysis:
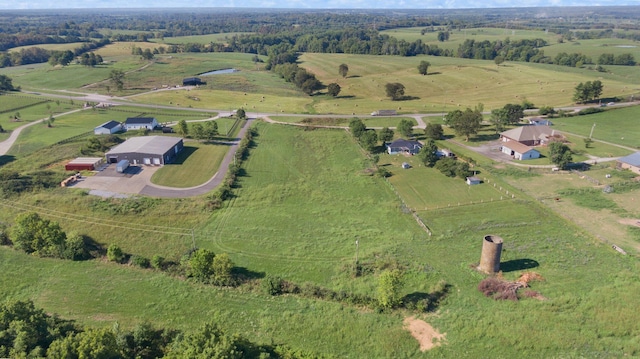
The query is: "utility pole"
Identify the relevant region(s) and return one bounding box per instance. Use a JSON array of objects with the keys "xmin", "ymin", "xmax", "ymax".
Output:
[
  {"xmin": 355, "ymin": 239, "xmax": 359, "ymax": 265},
  {"xmin": 589, "ymin": 123, "xmax": 596, "ymax": 139},
  {"xmin": 191, "ymin": 228, "xmax": 196, "ymax": 249}
]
